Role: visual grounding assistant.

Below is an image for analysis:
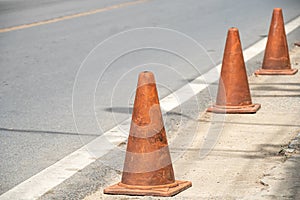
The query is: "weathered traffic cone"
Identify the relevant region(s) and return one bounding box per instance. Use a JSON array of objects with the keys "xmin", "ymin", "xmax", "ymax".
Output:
[
  {"xmin": 104, "ymin": 71, "xmax": 192, "ymax": 196},
  {"xmin": 207, "ymin": 28, "xmax": 261, "ymax": 114},
  {"xmin": 255, "ymin": 8, "xmax": 298, "ymax": 75}
]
